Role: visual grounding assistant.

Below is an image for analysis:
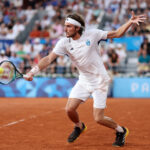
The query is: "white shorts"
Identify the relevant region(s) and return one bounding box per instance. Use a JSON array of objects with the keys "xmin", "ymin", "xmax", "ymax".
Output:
[{"xmin": 69, "ymin": 80, "xmax": 109, "ymax": 109}]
